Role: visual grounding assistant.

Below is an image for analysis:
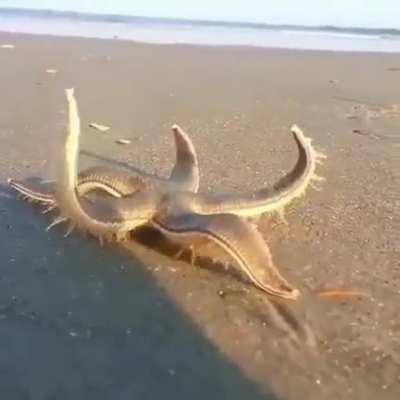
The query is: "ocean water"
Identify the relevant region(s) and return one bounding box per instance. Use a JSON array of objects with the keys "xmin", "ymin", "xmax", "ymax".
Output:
[{"xmin": 1, "ymin": 8, "xmax": 400, "ymax": 53}]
